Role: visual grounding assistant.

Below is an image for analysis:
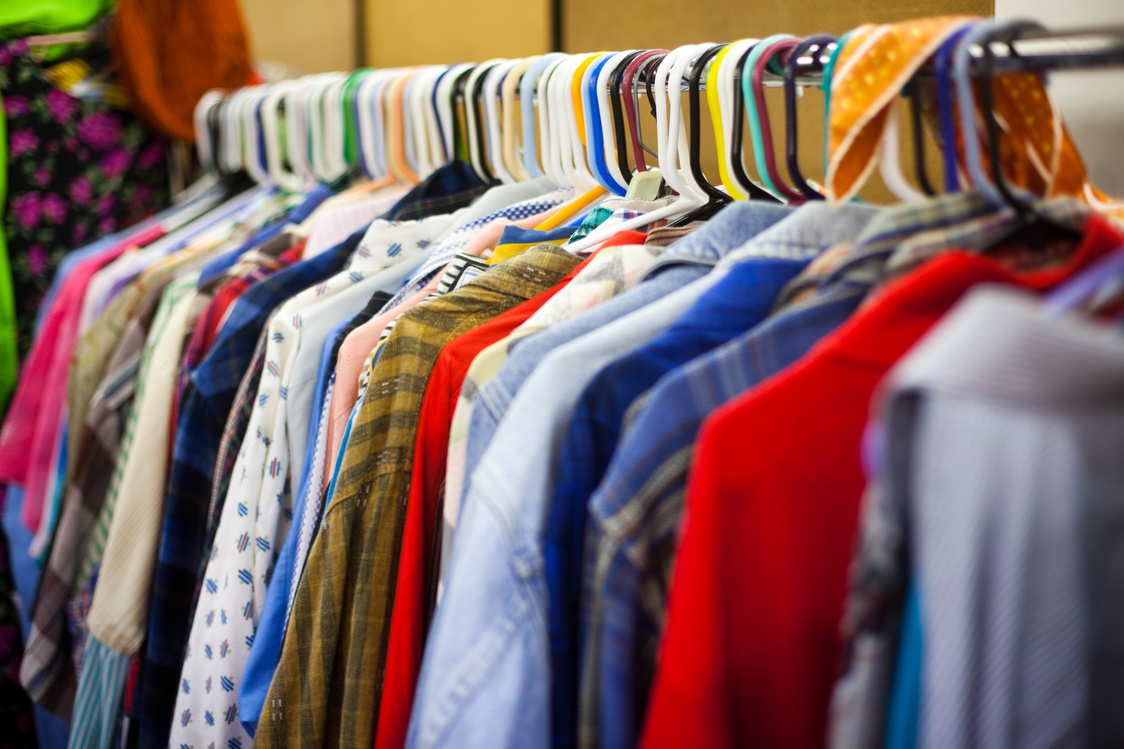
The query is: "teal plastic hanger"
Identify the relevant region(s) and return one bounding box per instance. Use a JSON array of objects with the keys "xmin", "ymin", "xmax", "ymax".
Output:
[{"xmin": 742, "ymin": 34, "xmax": 800, "ymax": 200}]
